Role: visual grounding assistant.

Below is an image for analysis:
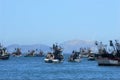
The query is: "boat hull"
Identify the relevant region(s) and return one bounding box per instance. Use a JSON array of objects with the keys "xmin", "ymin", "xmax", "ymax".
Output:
[
  {"xmin": 97, "ymin": 58, "xmax": 120, "ymax": 66},
  {"xmin": 0, "ymin": 54, "xmax": 10, "ymax": 60},
  {"xmin": 44, "ymin": 58, "xmax": 63, "ymax": 63},
  {"xmin": 88, "ymin": 56, "xmax": 95, "ymax": 61},
  {"xmin": 68, "ymin": 58, "xmax": 81, "ymax": 62}
]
